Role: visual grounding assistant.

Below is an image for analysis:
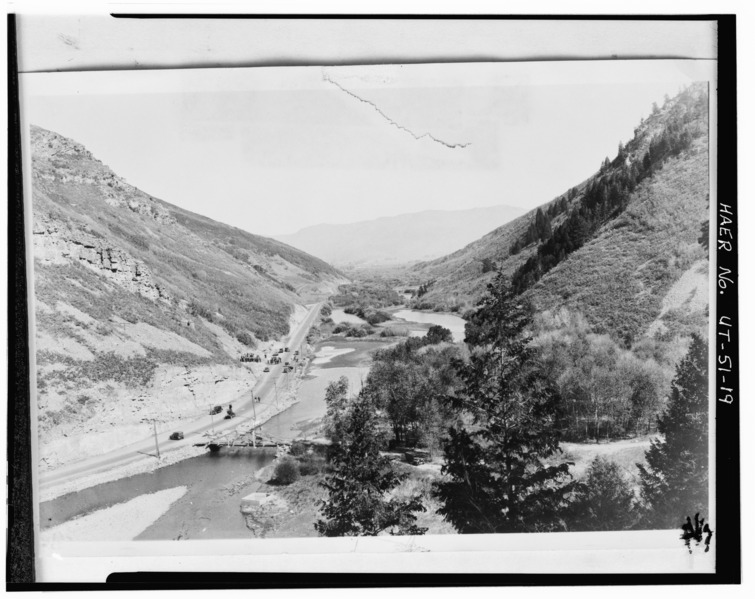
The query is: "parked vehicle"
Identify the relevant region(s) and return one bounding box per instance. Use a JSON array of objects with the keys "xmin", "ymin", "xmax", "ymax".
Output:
[
  {"xmin": 170, "ymin": 432, "xmax": 184, "ymax": 441},
  {"xmin": 263, "ymin": 367, "xmax": 270, "ymax": 373},
  {"xmin": 404, "ymin": 449, "xmax": 431, "ymax": 465}
]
